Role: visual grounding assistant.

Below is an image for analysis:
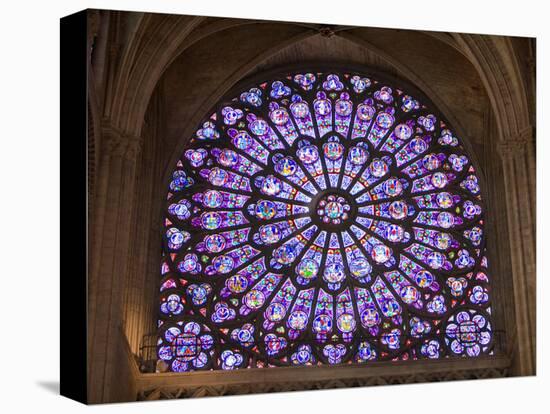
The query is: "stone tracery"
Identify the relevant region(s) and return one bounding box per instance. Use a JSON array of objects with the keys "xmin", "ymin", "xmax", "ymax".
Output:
[{"xmin": 157, "ymin": 70, "xmax": 493, "ymax": 372}]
